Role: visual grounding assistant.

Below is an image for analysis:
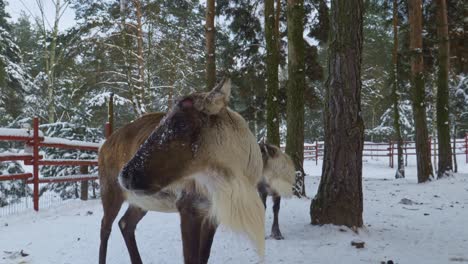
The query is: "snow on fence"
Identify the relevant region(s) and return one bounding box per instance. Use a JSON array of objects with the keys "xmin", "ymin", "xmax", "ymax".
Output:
[{"xmin": 0, "ymin": 117, "xmax": 111, "ymax": 213}]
